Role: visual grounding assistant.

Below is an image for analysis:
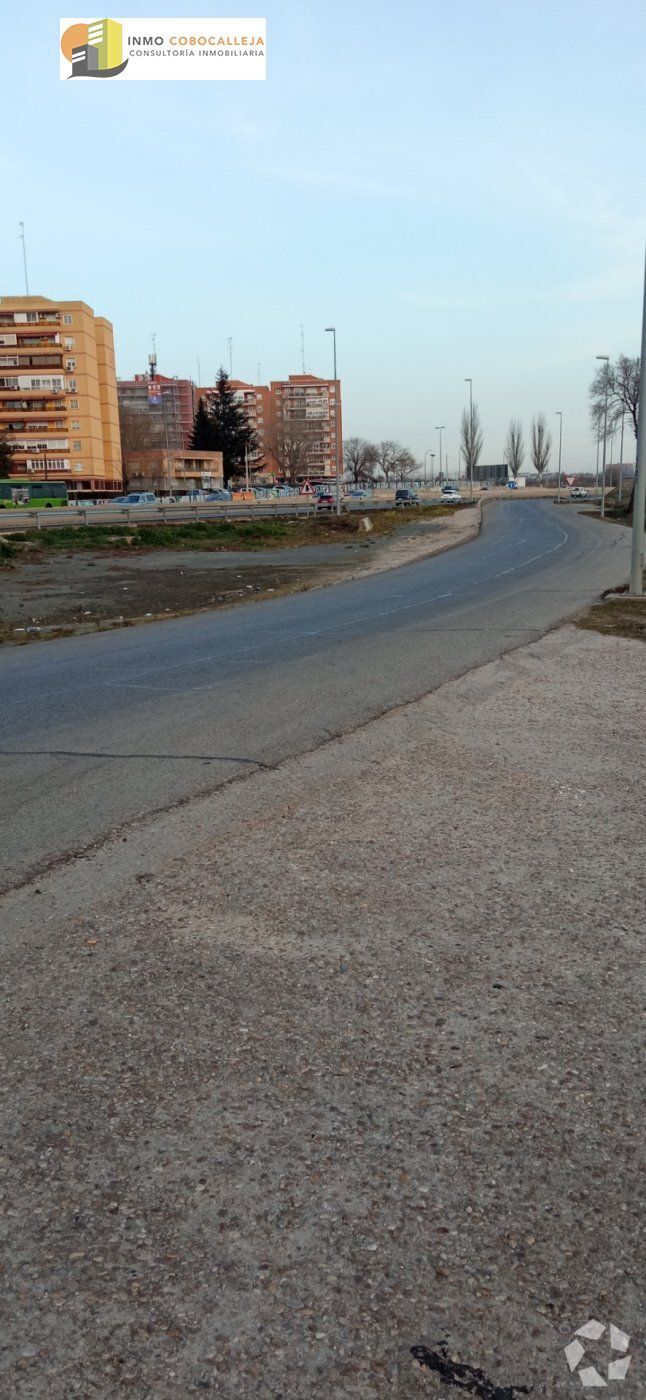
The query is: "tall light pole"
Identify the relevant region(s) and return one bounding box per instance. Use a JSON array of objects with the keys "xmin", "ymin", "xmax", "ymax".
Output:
[
  {"xmin": 596, "ymin": 355, "xmax": 610, "ymax": 518},
  {"xmin": 464, "ymin": 378, "xmax": 473, "ymax": 498},
  {"xmin": 424, "ymin": 449, "xmax": 432, "ymax": 489},
  {"xmin": 555, "ymin": 411, "xmax": 563, "ymax": 503},
  {"xmin": 435, "ymin": 426, "xmax": 445, "ymax": 484},
  {"xmin": 325, "ymin": 327, "xmax": 341, "ymax": 515},
  {"xmin": 629, "ymin": 246, "xmax": 646, "ymax": 596}
]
